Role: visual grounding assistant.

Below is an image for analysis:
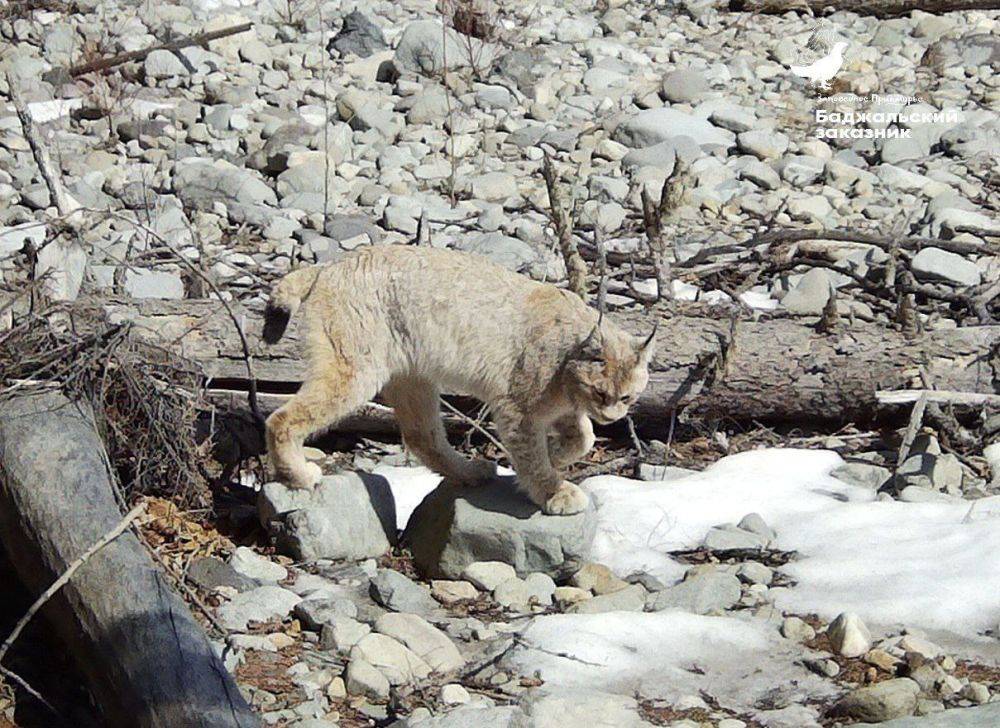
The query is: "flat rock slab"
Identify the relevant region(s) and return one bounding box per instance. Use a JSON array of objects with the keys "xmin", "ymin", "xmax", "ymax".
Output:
[
  {"xmin": 650, "ymin": 572, "xmax": 742, "ymax": 614},
  {"xmin": 258, "ymin": 472, "xmax": 397, "ymax": 561},
  {"xmin": 402, "ymin": 476, "xmax": 596, "ymax": 580},
  {"xmin": 855, "ymin": 703, "xmax": 1000, "ymax": 727}
]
